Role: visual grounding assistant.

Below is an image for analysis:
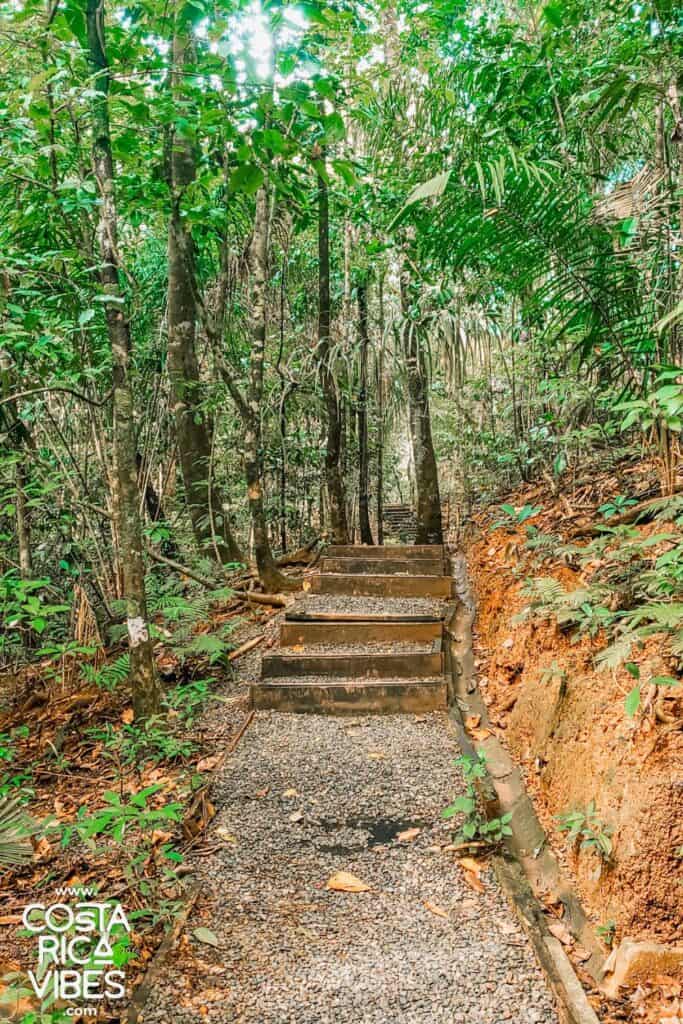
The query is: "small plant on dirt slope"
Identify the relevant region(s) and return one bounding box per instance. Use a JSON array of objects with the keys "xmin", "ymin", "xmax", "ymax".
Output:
[
  {"xmin": 492, "ymin": 504, "xmax": 543, "ymax": 530},
  {"xmin": 442, "ymin": 753, "xmax": 513, "ymax": 846},
  {"xmin": 556, "ymin": 801, "xmax": 613, "ymax": 862},
  {"xmin": 60, "ymin": 785, "xmax": 185, "ymax": 909},
  {"xmin": 598, "ymin": 494, "xmax": 637, "ymax": 519},
  {"xmin": 620, "ymin": 662, "xmax": 680, "ymax": 719}
]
